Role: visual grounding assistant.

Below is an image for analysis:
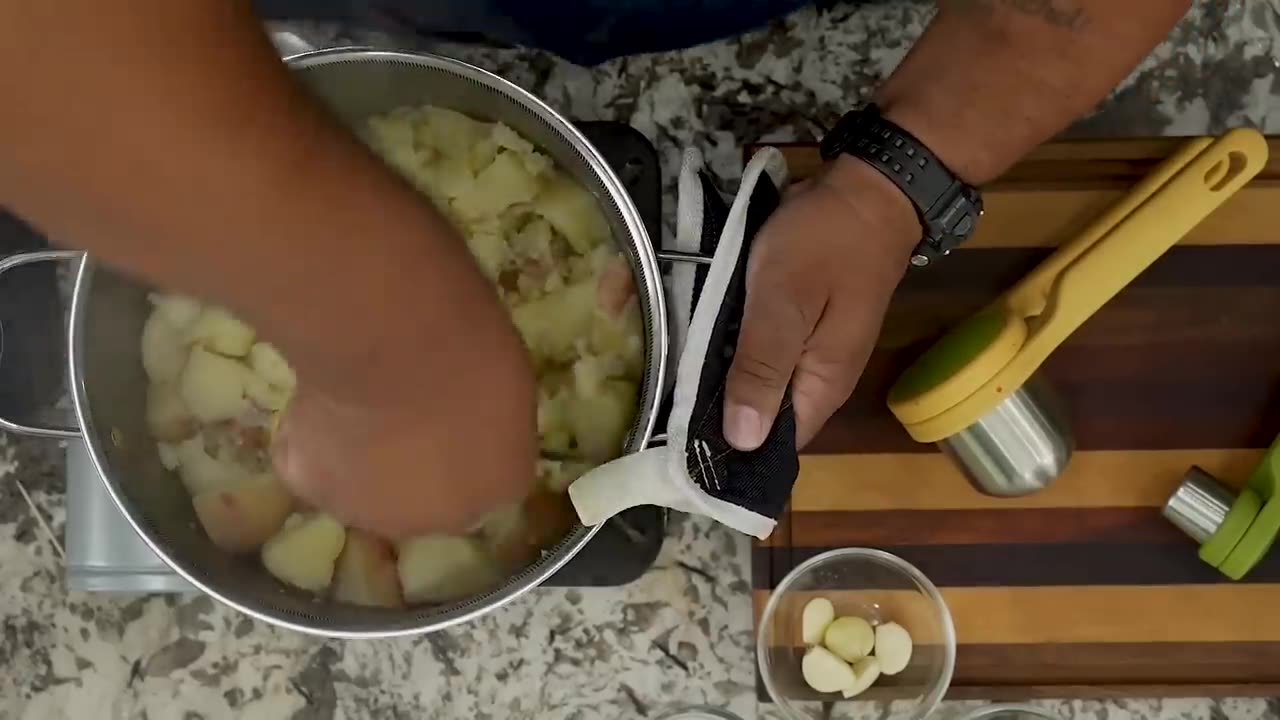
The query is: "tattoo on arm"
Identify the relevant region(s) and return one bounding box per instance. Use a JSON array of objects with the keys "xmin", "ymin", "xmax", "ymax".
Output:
[{"xmin": 948, "ymin": 0, "xmax": 1090, "ymax": 32}]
